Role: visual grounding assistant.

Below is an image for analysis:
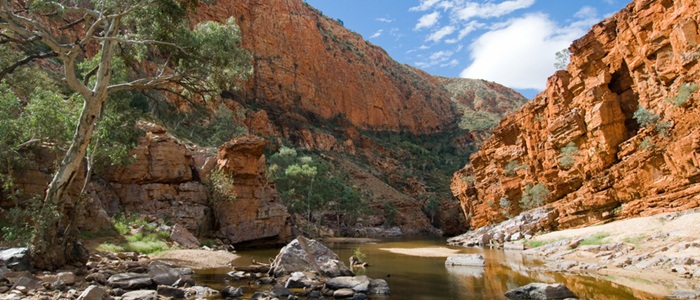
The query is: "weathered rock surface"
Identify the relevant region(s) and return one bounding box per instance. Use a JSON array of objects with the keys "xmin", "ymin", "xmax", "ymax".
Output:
[
  {"xmin": 504, "ymin": 283, "xmax": 577, "ymax": 300},
  {"xmin": 270, "ymin": 236, "xmax": 353, "ymax": 278},
  {"xmin": 214, "ymin": 136, "xmax": 292, "ymax": 245},
  {"xmin": 445, "ymin": 254, "xmax": 485, "ymax": 267},
  {"xmin": 0, "ymin": 248, "xmax": 31, "ymax": 272},
  {"xmin": 195, "ymin": 0, "xmax": 526, "ymax": 135},
  {"xmin": 448, "ymin": 208, "xmax": 555, "ymax": 247},
  {"xmin": 452, "ymin": 0, "xmax": 700, "ymax": 231}
]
